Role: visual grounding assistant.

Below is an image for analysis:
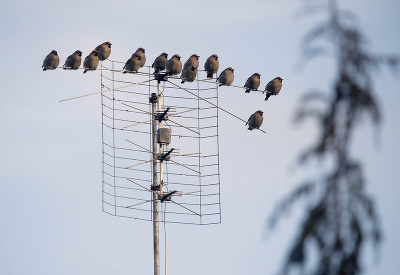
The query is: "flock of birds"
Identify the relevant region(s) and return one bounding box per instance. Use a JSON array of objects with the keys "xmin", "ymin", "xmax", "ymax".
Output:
[{"xmin": 42, "ymin": 42, "xmax": 284, "ymax": 131}]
